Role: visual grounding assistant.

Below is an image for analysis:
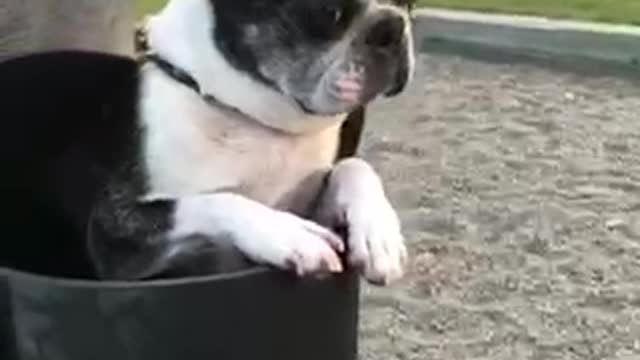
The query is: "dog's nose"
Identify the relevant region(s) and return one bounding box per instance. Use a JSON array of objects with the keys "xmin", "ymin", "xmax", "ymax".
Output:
[{"xmin": 365, "ymin": 14, "xmax": 405, "ymax": 49}]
